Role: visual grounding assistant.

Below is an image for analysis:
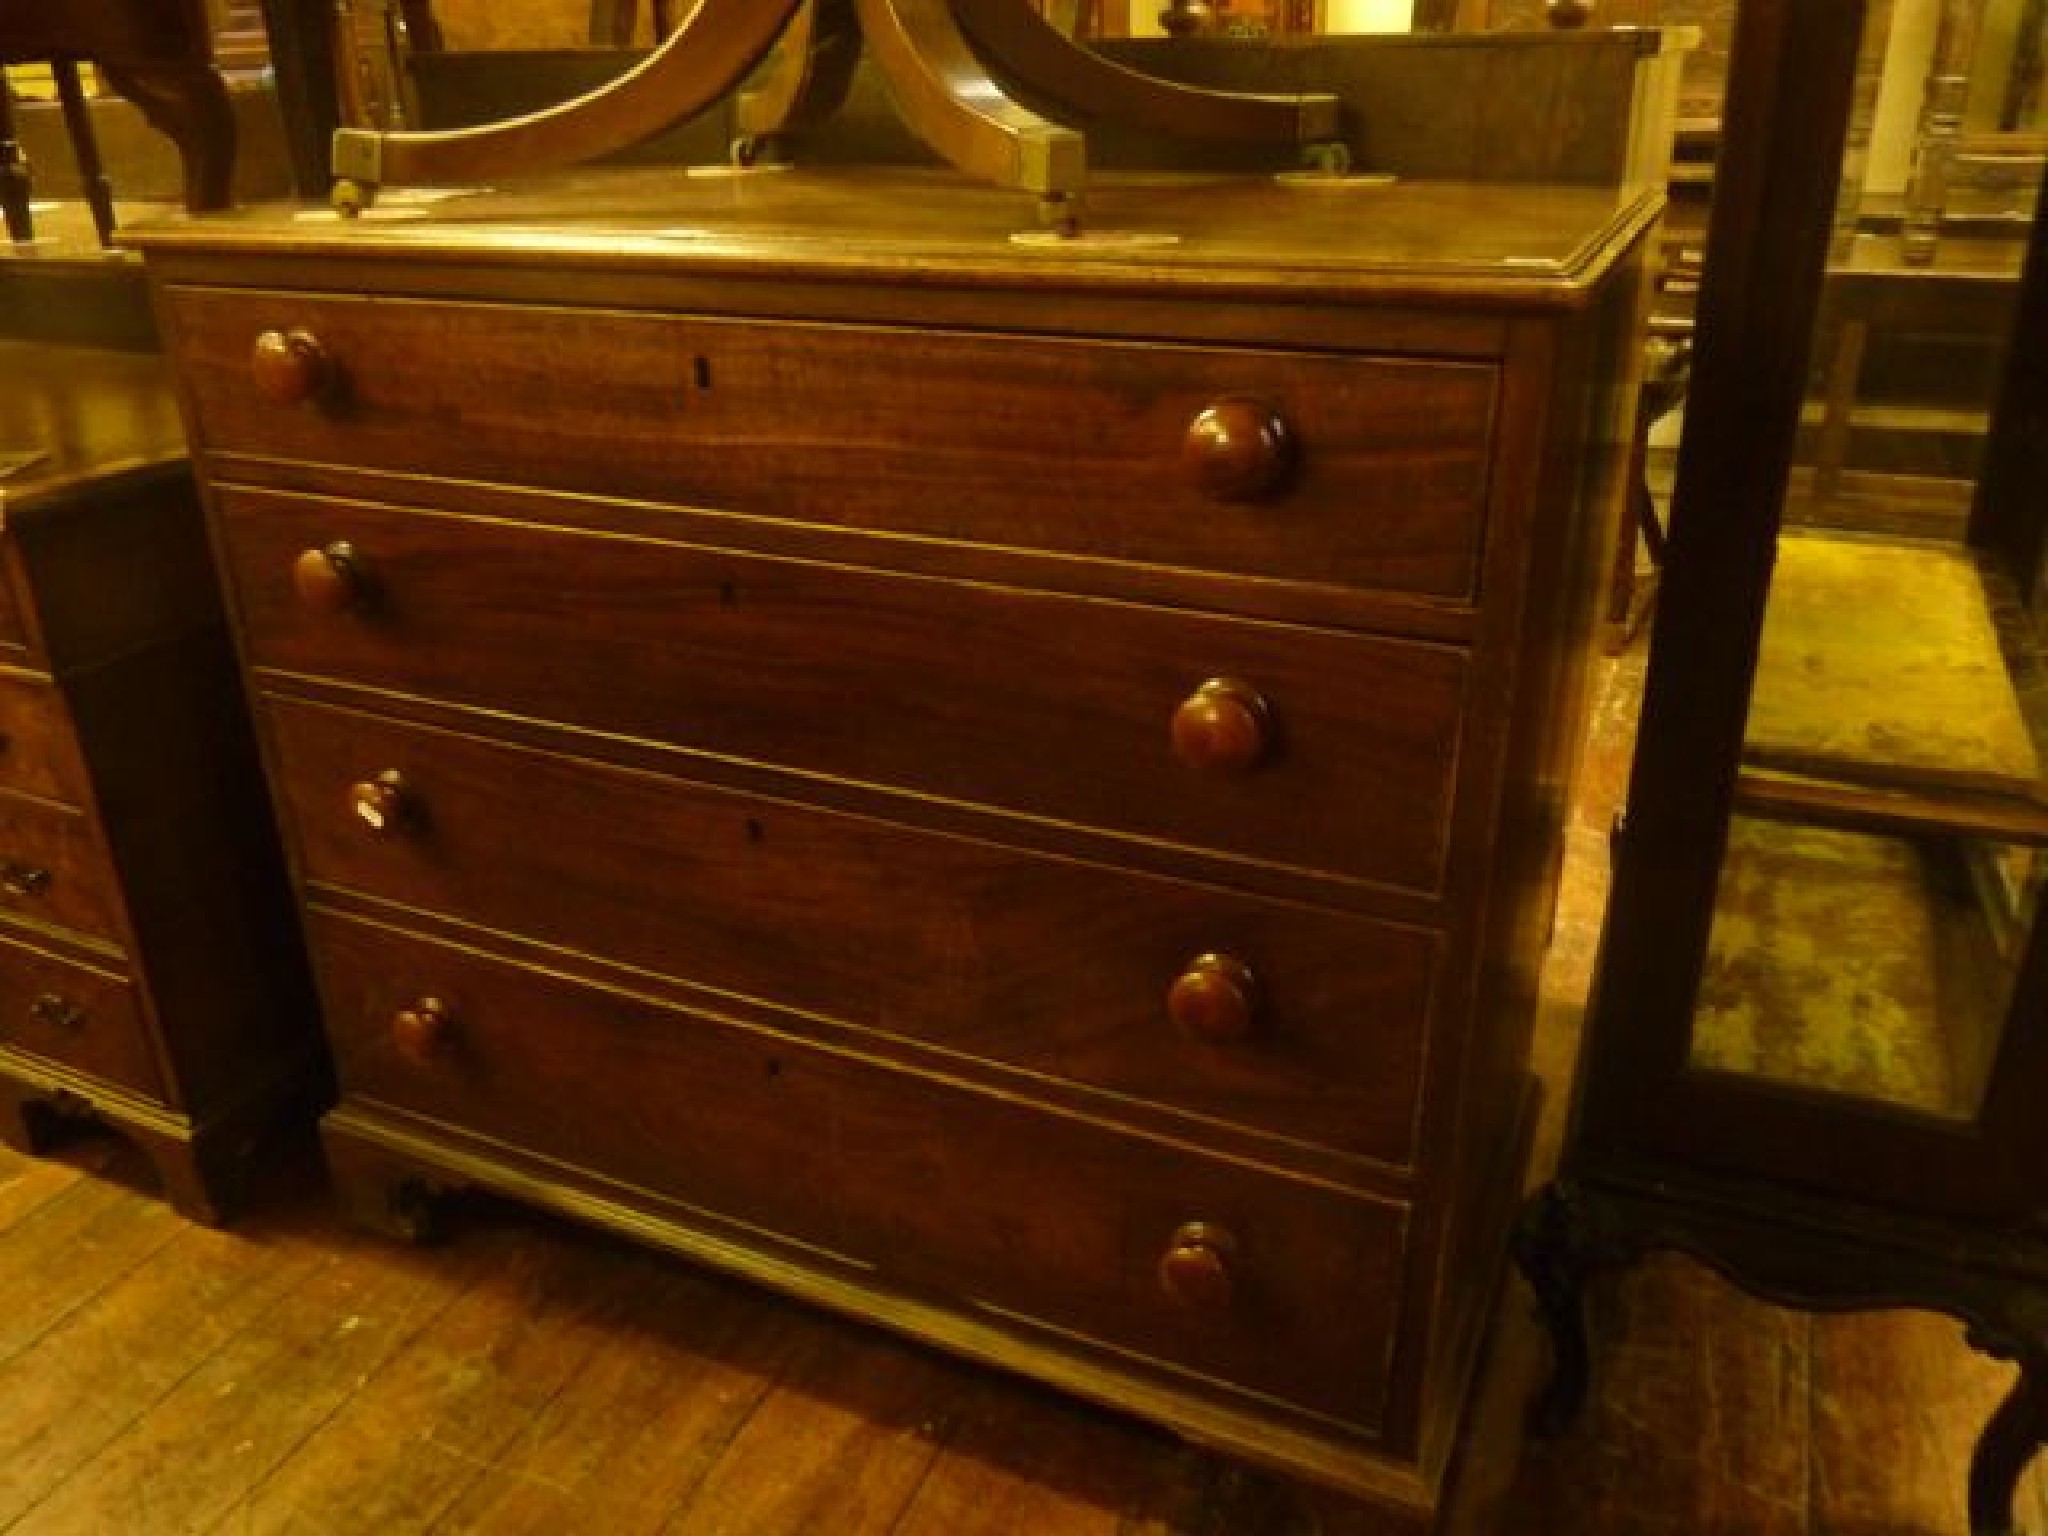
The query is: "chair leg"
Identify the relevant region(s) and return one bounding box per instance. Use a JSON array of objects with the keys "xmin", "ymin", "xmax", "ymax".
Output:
[
  {"xmin": 0, "ymin": 77, "xmax": 34, "ymax": 244},
  {"xmin": 97, "ymin": 59, "xmax": 236, "ymax": 213},
  {"xmin": 51, "ymin": 62, "xmax": 116, "ymax": 246}
]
